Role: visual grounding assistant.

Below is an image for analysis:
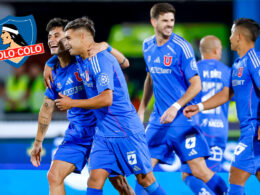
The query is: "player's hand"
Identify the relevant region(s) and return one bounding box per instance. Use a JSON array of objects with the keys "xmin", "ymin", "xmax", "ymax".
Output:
[
  {"xmin": 30, "ymin": 141, "xmax": 42, "ymax": 167},
  {"xmin": 43, "ymin": 65, "xmax": 53, "ymax": 89},
  {"xmin": 138, "ymin": 109, "xmax": 145, "ymax": 123},
  {"xmin": 55, "ymin": 93, "xmax": 72, "ymax": 110},
  {"xmin": 89, "ymin": 42, "xmax": 109, "ymax": 59},
  {"xmin": 257, "ymin": 126, "xmax": 260, "ymax": 141},
  {"xmin": 160, "ymin": 106, "xmax": 178, "ymax": 124},
  {"xmin": 183, "ymin": 105, "xmax": 199, "ymax": 119}
]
